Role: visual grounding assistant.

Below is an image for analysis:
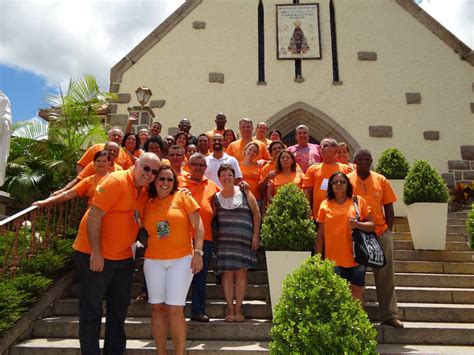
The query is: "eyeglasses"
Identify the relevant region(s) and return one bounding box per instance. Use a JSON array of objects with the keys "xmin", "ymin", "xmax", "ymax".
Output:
[
  {"xmin": 141, "ymin": 164, "xmax": 159, "ymax": 176},
  {"xmin": 190, "ymin": 163, "xmax": 207, "ymax": 167},
  {"xmin": 331, "ymin": 180, "xmax": 347, "ymax": 185},
  {"xmin": 158, "ymin": 177, "xmax": 174, "ymax": 182}
]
